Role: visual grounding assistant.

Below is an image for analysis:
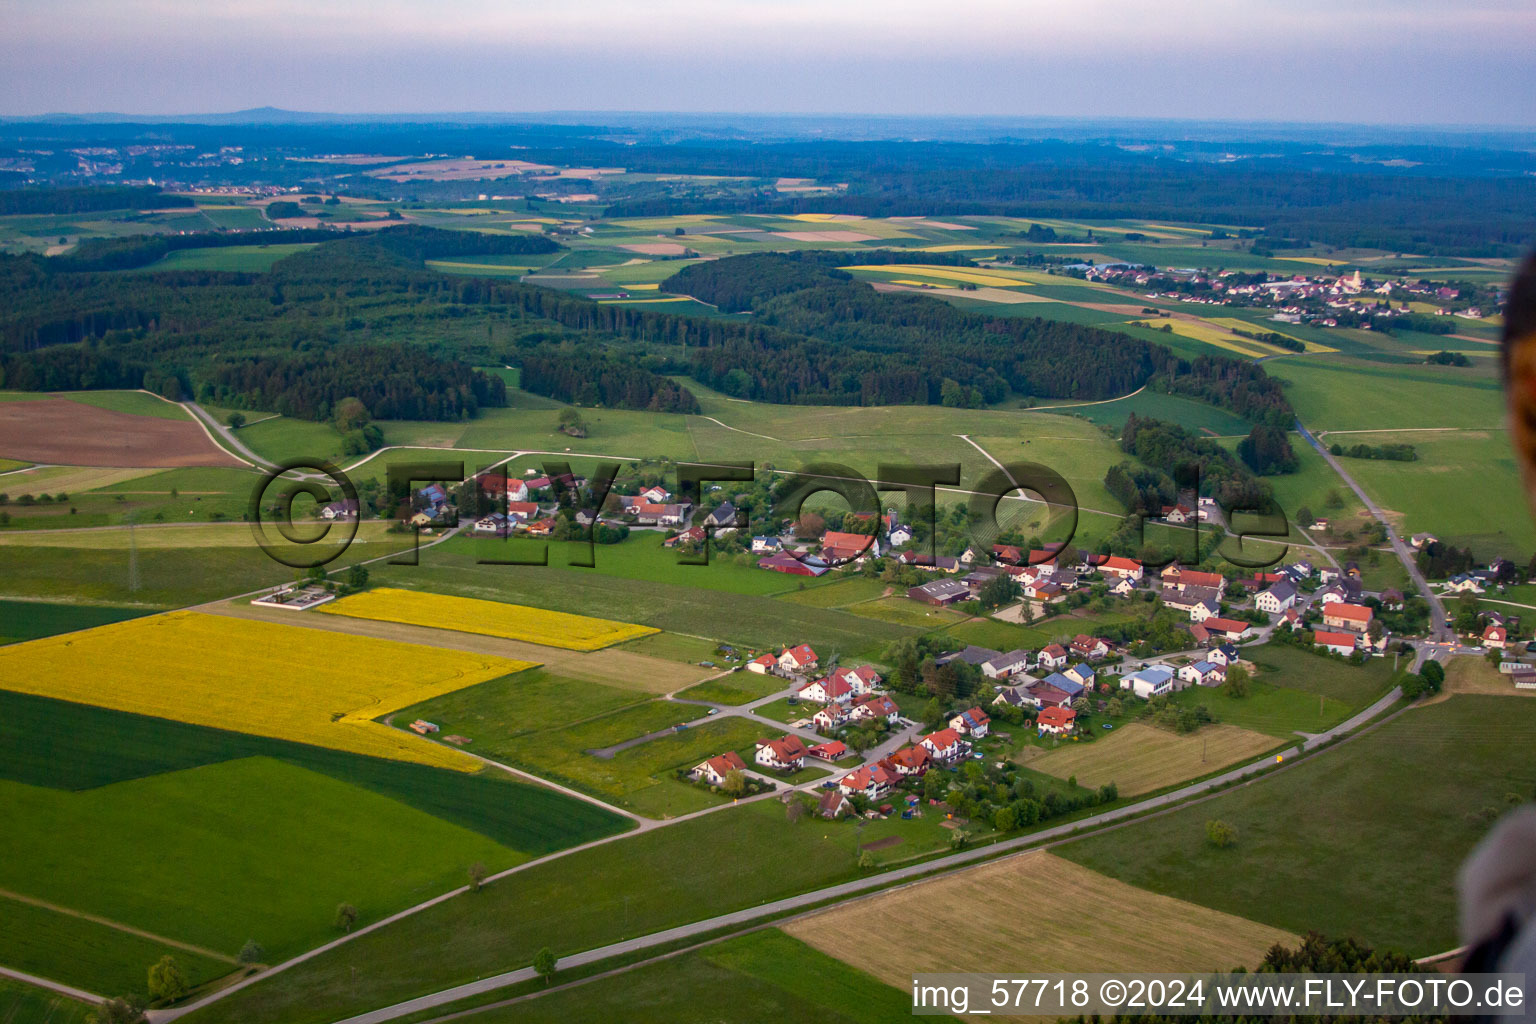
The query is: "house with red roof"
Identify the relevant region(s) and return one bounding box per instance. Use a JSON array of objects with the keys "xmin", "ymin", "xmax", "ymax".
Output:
[
  {"xmin": 690, "ymin": 751, "xmax": 747, "ymax": 786},
  {"xmin": 1483, "ymin": 623, "xmax": 1508, "ymax": 649},
  {"xmin": 1323, "ymin": 603, "xmax": 1373, "ymax": 633},
  {"xmin": 829, "ymin": 664, "xmax": 882, "ymax": 696},
  {"xmin": 812, "ymin": 706, "xmax": 846, "ymax": 733},
  {"xmin": 778, "ymin": 644, "xmax": 819, "ymax": 673},
  {"xmin": 524, "ymin": 517, "xmax": 557, "ymax": 536},
  {"xmin": 1100, "ymin": 555, "xmax": 1144, "ymax": 580},
  {"xmin": 747, "ymin": 653, "xmax": 778, "ymax": 674},
  {"xmin": 663, "ymin": 525, "xmax": 707, "ymax": 548},
  {"xmin": 1197, "ymin": 617, "xmax": 1252, "ymax": 641},
  {"xmin": 850, "ymin": 694, "xmax": 900, "ymax": 724},
  {"xmin": 798, "ymin": 675, "xmax": 854, "ymax": 705},
  {"xmin": 818, "ymin": 790, "xmax": 854, "ymax": 819},
  {"xmin": 820, "ymin": 530, "xmax": 879, "ymax": 564},
  {"xmin": 754, "ymin": 736, "xmax": 807, "ymax": 771},
  {"xmin": 1038, "ymin": 644, "xmax": 1069, "ymax": 670},
  {"xmin": 1069, "ymin": 635, "xmax": 1110, "ymax": 661},
  {"xmin": 504, "ymin": 500, "xmax": 540, "ymax": 521},
  {"xmin": 838, "ymin": 764, "xmax": 898, "ymax": 800},
  {"xmin": 1161, "ymin": 564, "xmax": 1226, "ymax": 594},
  {"xmin": 949, "ymin": 707, "xmax": 990, "ymax": 738},
  {"xmin": 1037, "ymin": 706, "xmax": 1078, "ymax": 735},
  {"xmin": 807, "ymin": 740, "xmax": 849, "ymax": 761},
  {"xmin": 882, "ymin": 745, "xmax": 931, "ymax": 776},
  {"xmin": 920, "ymin": 727, "xmax": 970, "ymax": 762},
  {"xmin": 1313, "ymin": 630, "xmax": 1358, "ymax": 656}
]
